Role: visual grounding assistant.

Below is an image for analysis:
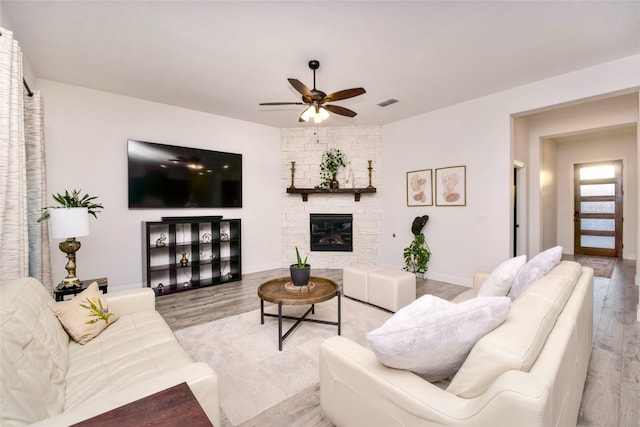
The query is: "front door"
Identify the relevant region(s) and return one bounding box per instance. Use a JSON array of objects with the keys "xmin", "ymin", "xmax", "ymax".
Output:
[{"xmin": 573, "ymin": 160, "xmax": 623, "ymax": 257}]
